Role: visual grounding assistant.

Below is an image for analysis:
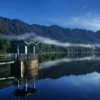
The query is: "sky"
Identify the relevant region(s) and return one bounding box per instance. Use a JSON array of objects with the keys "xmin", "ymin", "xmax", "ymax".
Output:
[{"xmin": 0, "ymin": 0, "xmax": 100, "ymax": 31}]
